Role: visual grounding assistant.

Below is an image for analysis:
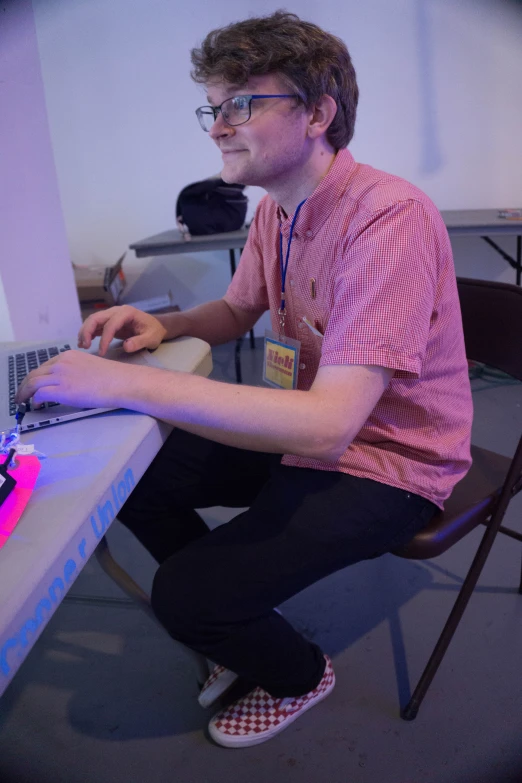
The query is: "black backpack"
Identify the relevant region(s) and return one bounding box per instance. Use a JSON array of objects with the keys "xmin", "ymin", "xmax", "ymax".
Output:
[{"xmin": 176, "ymin": 179, "xmax": 247, "ymax": 236}]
